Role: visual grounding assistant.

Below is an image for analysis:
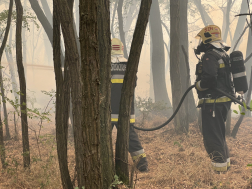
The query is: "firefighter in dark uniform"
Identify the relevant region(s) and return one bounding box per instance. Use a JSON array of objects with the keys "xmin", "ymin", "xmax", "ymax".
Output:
[
  {"xmin": 111, "ymin": 38, "xmax": 148, "ymax": 172},
  {"xmin": 194, "ymin": 25, "xmax": 236, "ymax": 173}
]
